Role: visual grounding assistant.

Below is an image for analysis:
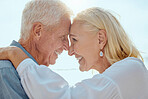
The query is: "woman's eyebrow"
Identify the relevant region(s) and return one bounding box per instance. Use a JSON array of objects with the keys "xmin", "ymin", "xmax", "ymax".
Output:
[{"xmin": 69, "ymin": 34, "xmax": 77, "ymax": 37}]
